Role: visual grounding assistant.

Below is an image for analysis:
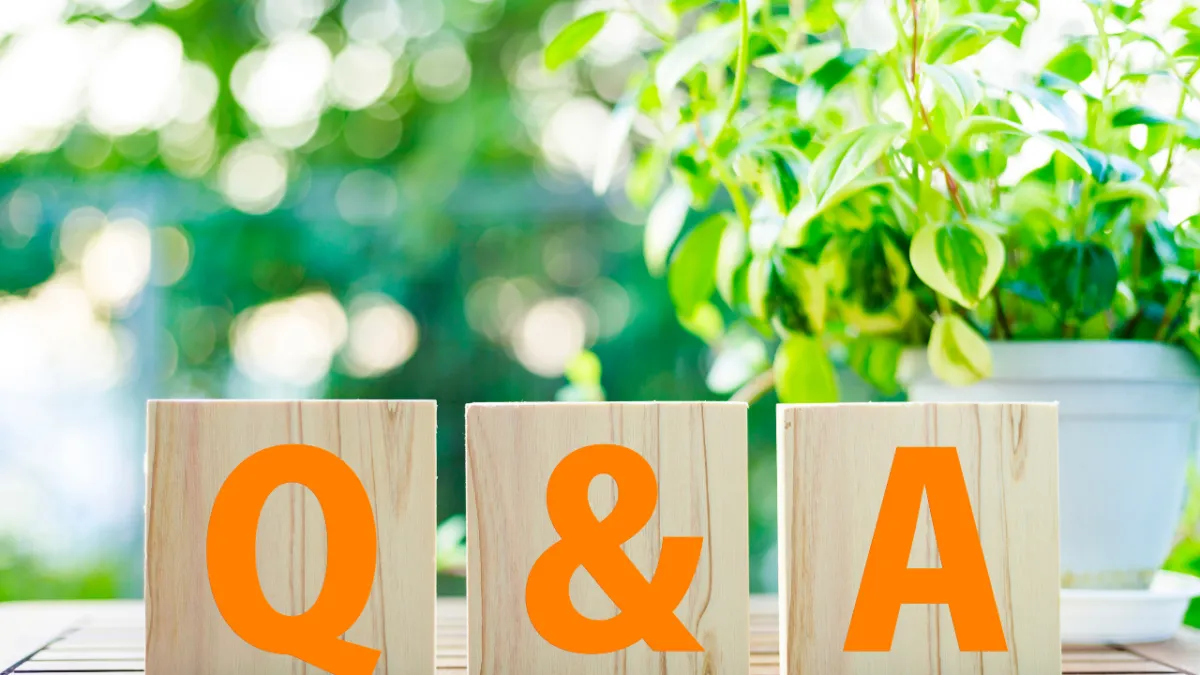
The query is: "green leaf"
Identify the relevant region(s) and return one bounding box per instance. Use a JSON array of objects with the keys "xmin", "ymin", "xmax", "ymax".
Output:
[
  {"xmin": 840, "ymin": 224, "xmax": 909, "ymax": 312},
  {"xmin": 848, "ymin": 337, "xmax": 903, "ymax": 396},
  {"xmin": 1113, "ymin": 105, "xmax": 1183, "ymax": 127},
  {"xmin": 927, "ymin": 13, "xmax": 1017, "ymax": 64},
  {"xmin": 1176, "ymin": 34, "xmax": 1200, "ymax": 58},
  {"xmin": 655, "ymin": 22, "xmax": 740, "ymax": 95},
  {"xmin": 1020, "ymin": 85, "xmax": 1086, "ymax": 139},
  {"xmin": 592, "ymin": 97, "xmax": 636, "ymax": 195},
  {"xmin": 747, "ymin": 254, "xmax": 774, "ymax": 320},
  {"xmin": 706, "ymin": 329, "xmax": 769, "ymax": 393},
  {"xmin": 806, "ymin": 48, "xmax": 870, "ymax": 93},
  {"xmin": 805, "ymin": 0, "xmax": 838, "ymax": 32},
  {"xmin": 644, "ymin": 183, "xmax": 691, "ymax": 277},
  {"xmin": 910, "ymin": 220, "xmax": 1006, "ymax": 308},
  {"xmin": 956, "ymin": 115, "xmax": 1030, "ymax": 139},
  {"xmin": 773, "ymin": 335, "xmax": 839, "ymax": 403},
  {"xmin": 1093, "ymin": 180, "xmax": 1163, "ymax": 221},
  {"xmin": 679, "ymin": 302, "xmax": 725, "ymax": 342},
  {"xmin": 808, "ymin": 123, "xmax": 902, "ymax": 214},
  {"xmin": 1071, "ymin": 146, "xmax": 1143, "ymax": 183},
  {"xmin": 668, "ymin": 0, "xmax": 711, "ymax": 15},
  {"xmin": 928, "ymin": 315, "xmax": 993, "ymax": 386},
  {"xmin": 626, "ymin": 144, "xmax": 669, "ymax": 208},
  {"xmin": 1045, "ymin": 41, "xmax": 1094, "ymax": 83},
  {"xmin": 564, "ymin": 350, "xmax": 602, "ymax": 386},
  {"xmin": 1036, "ymin": 241, "xmax": 1119, "ymax": 320},
  {"xmin": 544, "ymin": 12, "xmax": 609, "ymax": 70},
  {"xmin": 926, "ymin": 64, "xmax": 982, "ymax": 118},
  {"xmin": 754, "ymin": 43, "xmax": 842, "ymax": 84},
  {"xmin": 1040, "ymin": 137, "xmax": 1099, "ymax": 177},
  {"xmin": 716, "ymin": 217, "xmax": 749, "ymax": 307},
  {"xmin": 1039, "ymin": 71, "xmax": 1090, "ymax": 96},
  {"xmin": 668, "ymin": 213, "xmax": 728, "ymax": 316},
  {"xmin": 764, "ymin": 150, "xmax": 801, "ymax": 213},
  {"xmin": 775, "ymin": 252, "xmax": 829, "ymax": 334},
  {"xmin": 436, "ymin": 516, "xmax": 467, "ymax": 571},
  {"xmin": 1177, "ymin": 215, "xmax": 1200, "ymax": 250}
]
